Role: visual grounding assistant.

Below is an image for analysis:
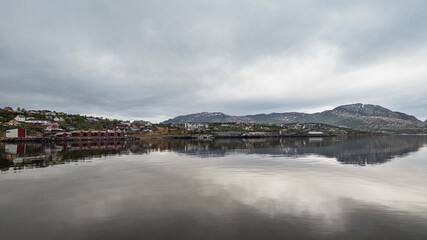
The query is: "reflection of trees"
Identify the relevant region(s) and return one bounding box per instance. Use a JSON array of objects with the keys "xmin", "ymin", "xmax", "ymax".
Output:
[{"xmin": 1, "ymin": 136, "xmax": 426, "ymax": 171}]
